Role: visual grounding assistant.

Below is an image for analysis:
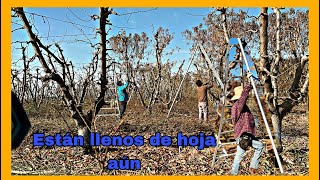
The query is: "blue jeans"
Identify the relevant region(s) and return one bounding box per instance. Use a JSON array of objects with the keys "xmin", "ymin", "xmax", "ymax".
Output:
[
  {"xmin": 231, "ymin": 137, "xmax": 264, "ymax": 175},
  {"xmin": 119, "ymin": 101, "xmax": 127, "ymax": 119}
]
